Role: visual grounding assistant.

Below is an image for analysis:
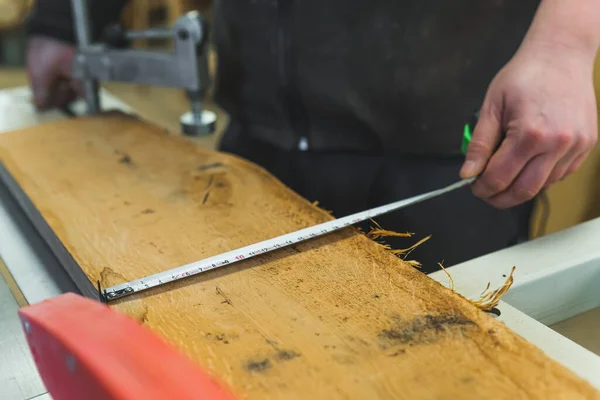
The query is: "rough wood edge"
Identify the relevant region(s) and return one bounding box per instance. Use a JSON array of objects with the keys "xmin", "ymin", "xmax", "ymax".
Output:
[{"xmin": 0, "ymin": 160, "xmax": 99, "ymax": 300}]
